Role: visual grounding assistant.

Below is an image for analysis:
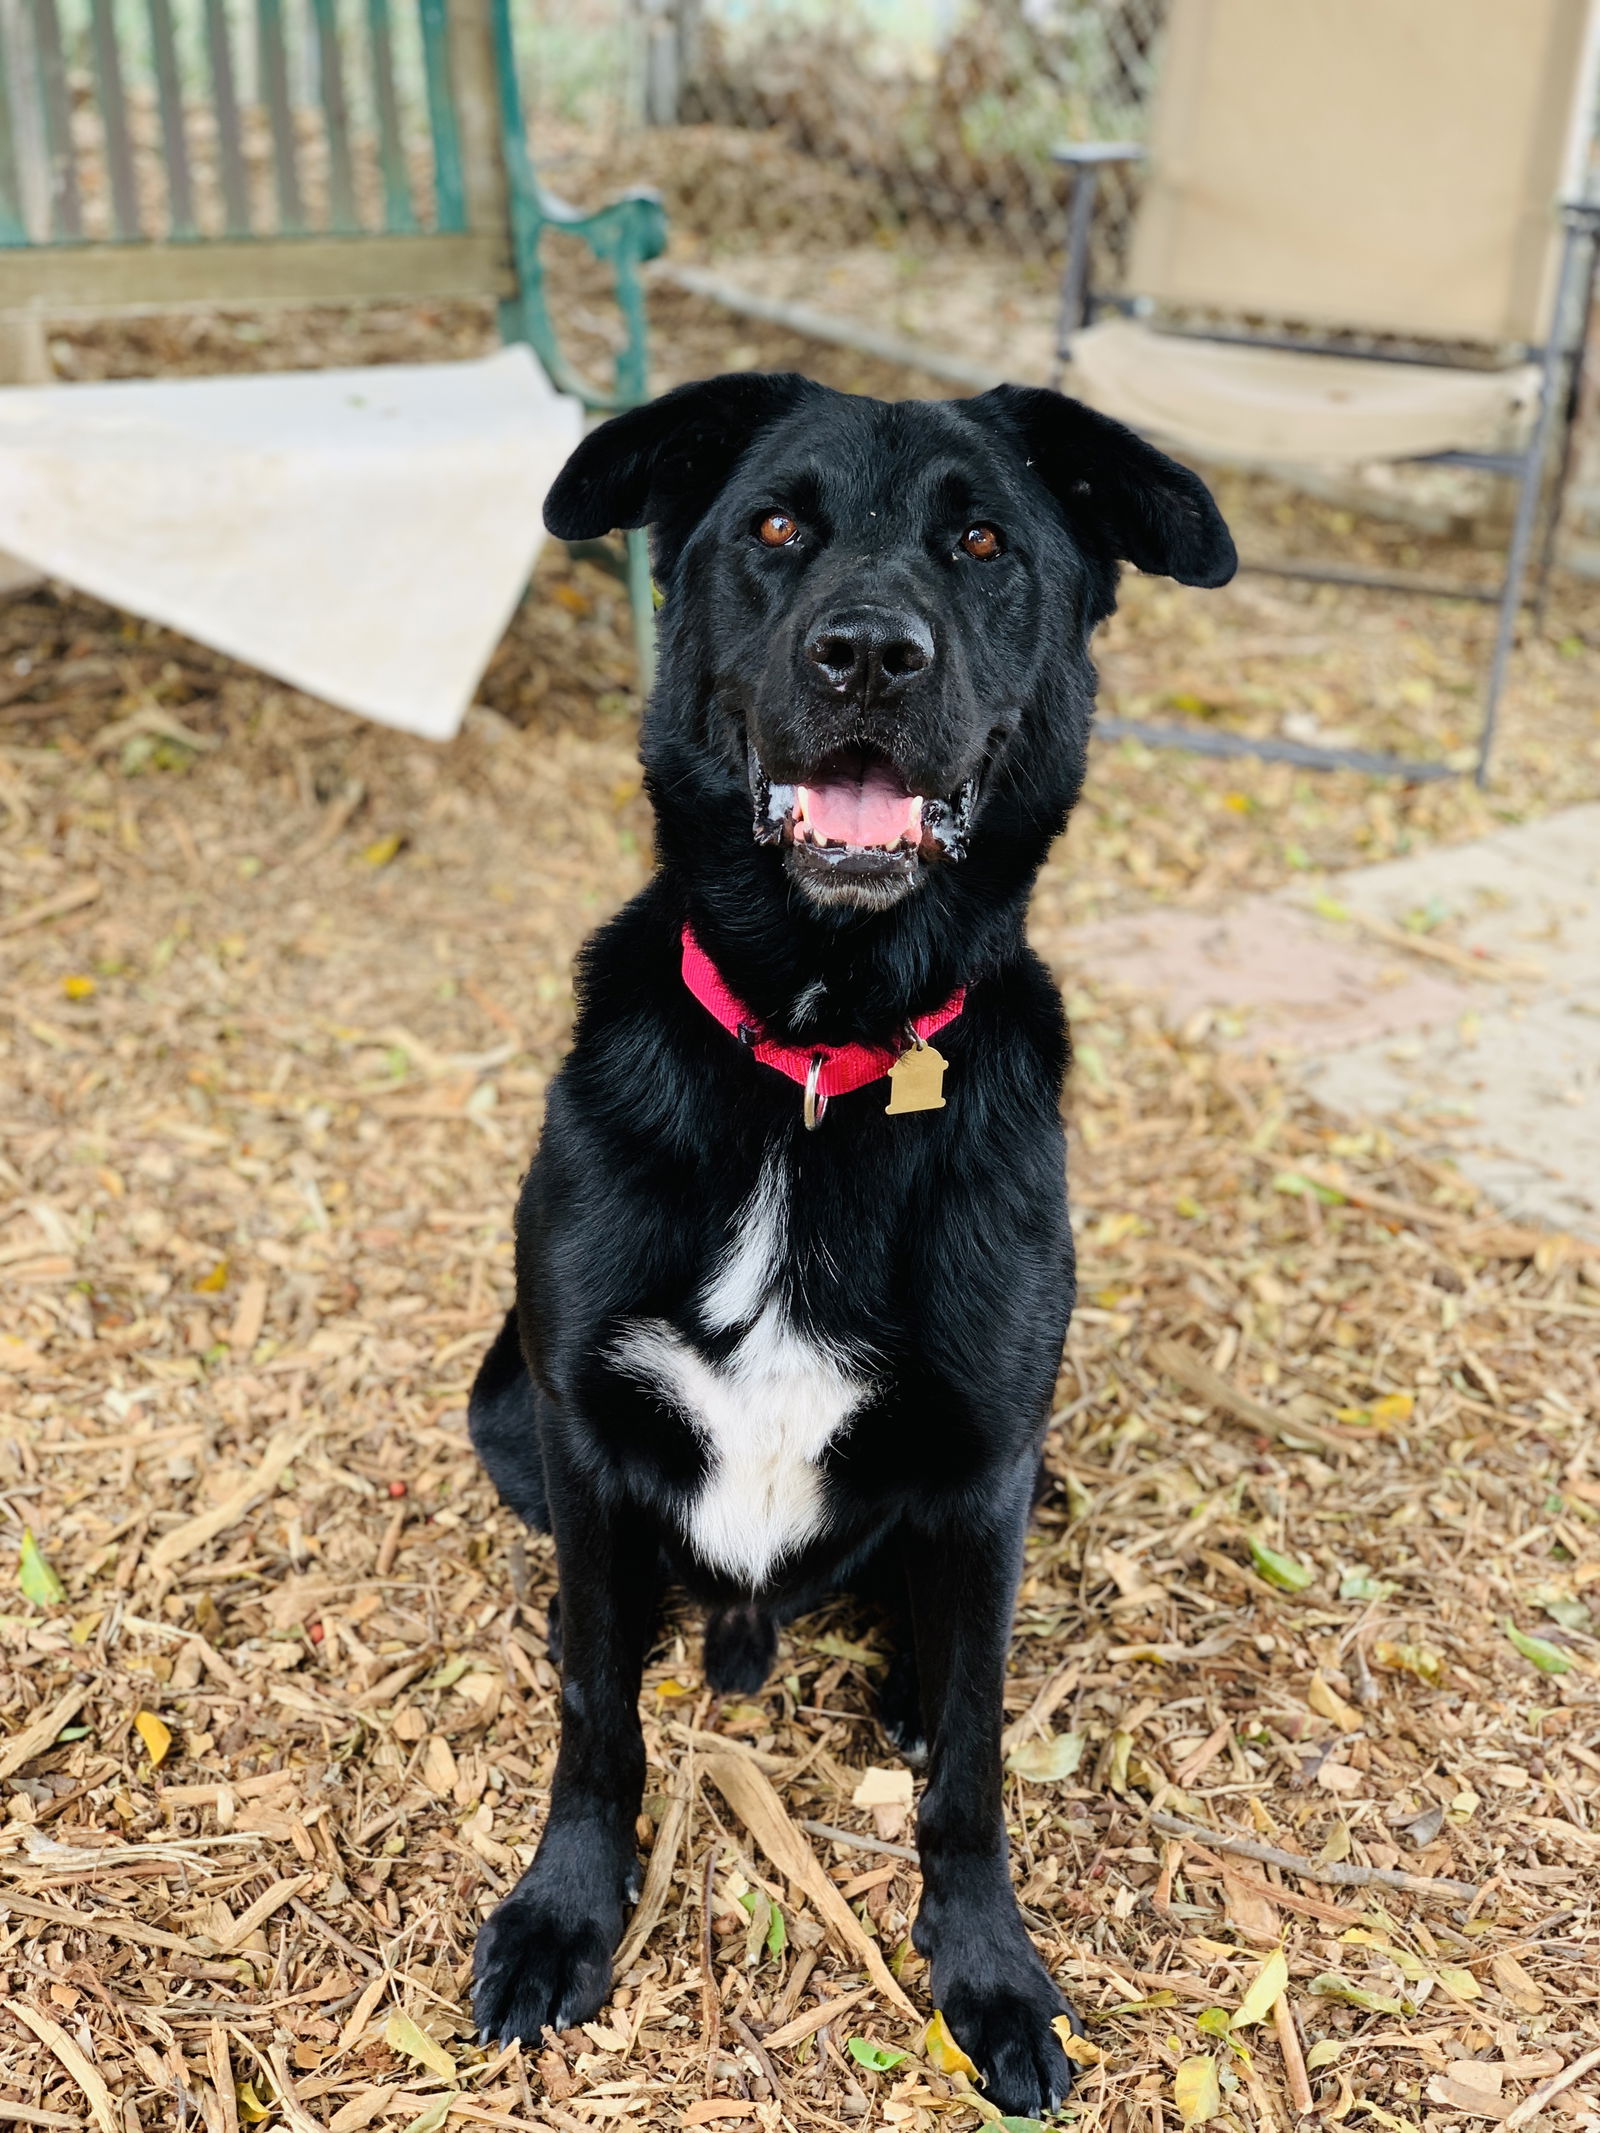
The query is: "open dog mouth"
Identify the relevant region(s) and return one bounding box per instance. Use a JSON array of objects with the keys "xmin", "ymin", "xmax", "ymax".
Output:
[{"xmin": 750, "ymin": 743, "xmax": 976, "ymax": 896}]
